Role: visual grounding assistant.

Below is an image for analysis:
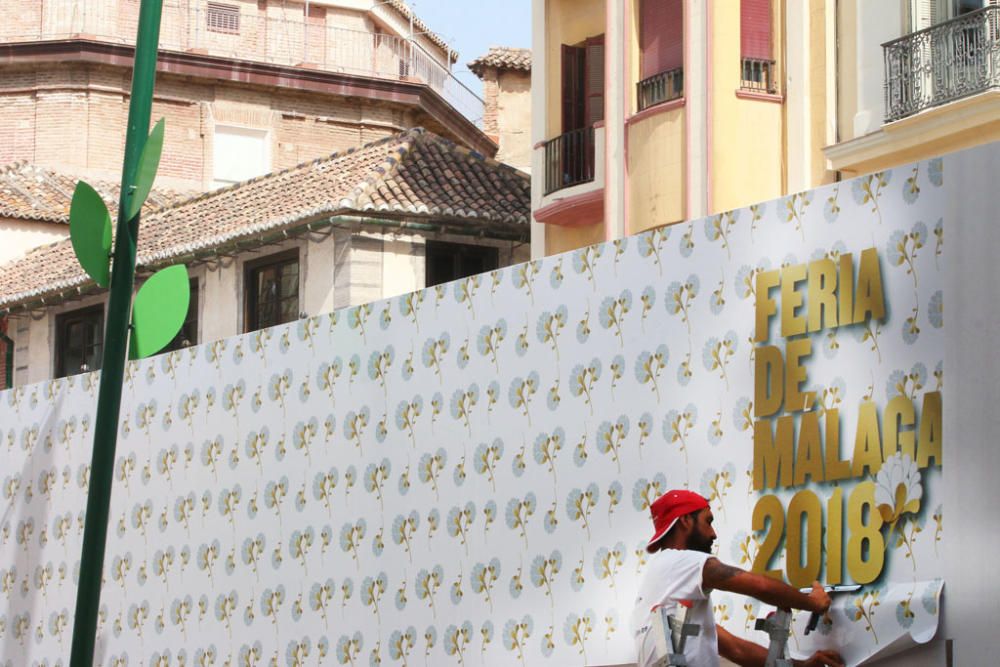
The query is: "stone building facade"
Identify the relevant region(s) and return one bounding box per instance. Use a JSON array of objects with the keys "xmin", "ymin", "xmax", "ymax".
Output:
[{"xmin": 0, "ymin": 0, "xmax": 492, "ymax": 192}]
